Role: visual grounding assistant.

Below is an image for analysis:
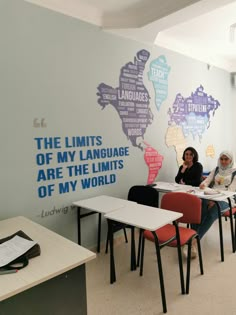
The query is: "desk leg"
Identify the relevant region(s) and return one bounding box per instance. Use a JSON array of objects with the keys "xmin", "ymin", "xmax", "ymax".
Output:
[
  {"xmin": 152, "ymin": 232, "xmax": 167, "ymax": 314},
  {"xmin": 77, "ymin": 207, "xmax": 81, "ymax": 245},
  {"xmin": 227, "ymin": 198, "xmax": 235, "ymax": 253},
  {"xmin": 97, "ymin": 213, "xmax": 101, "ymax": 253},
  {"xmin": 108, "ymin": 219, "xmax": 116, "ymax": 284},
  {"xmin": 131, "ymin": 227, "xmax": 136, "ymax": 271},
  {"xmin": 216, "ymin": 202, "xmax": 224, "ymax": 262}
]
